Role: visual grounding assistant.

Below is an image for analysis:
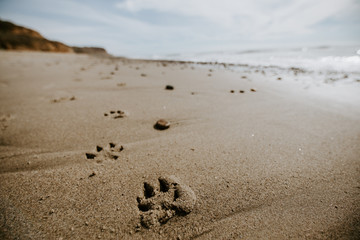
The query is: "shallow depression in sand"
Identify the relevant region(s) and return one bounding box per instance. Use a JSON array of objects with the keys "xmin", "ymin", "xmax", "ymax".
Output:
[{"xmin": 136, "ymin": 175, "xmax": 196, "ymax": 228}]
